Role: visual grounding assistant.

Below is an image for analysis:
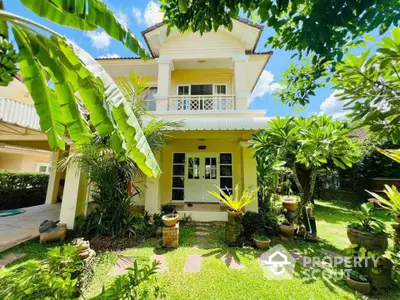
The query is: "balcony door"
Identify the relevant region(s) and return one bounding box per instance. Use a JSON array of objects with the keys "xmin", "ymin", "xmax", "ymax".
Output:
[{"xmin": 185, "ymin": 153, "xmax": 219, "ymax": 202}]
